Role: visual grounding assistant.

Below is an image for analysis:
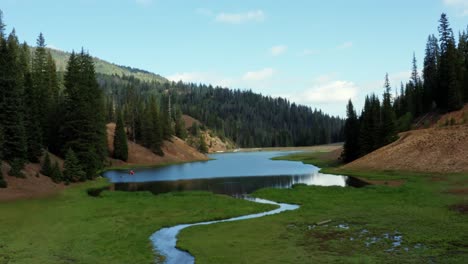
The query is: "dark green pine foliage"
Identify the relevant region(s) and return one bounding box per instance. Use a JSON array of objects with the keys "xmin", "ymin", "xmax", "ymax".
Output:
[
  {"xmin": 60, "ymin": 50, "xmax": 107, "ymax": 178},
  {"xmin": 0, "ymin": 129, "xmax": 6, "ymax": 188},
  {"xmin": 410, "ymin": 54, "xmax": 424, "ymax": 117},
  {"xmin": 63, "ymin": 148, "xmax": 86, "ymax": 183},
  {"xmin": 437, "ymin": 13, "xmax": 463, "ymax": 111},
  {"xmin": 113, "ymin": 110, "xmax": 128, "ymax": 161},
  {"xmin": 380, "ymin": 74, "xmax": 398, "ymax": 146},
  {"xmin": 359, "ymin": 95, "xmax": 381, "ymax": 155},
  {"xmin": 41, "ymin": 152, "xmax": 52, "ymax": 177},
  {"xmin": 174, "ymin": 107, "xmax": 187, "ymax": 139},
  {"xmin": 32, "ymin": 33, "xmax": 51, "ymax": 145},
  {"xmin": 142, "ymin": 96, "xmax": 164, "ymax": 156},
  {"xmin": 342, "ymin": 100, "xmax": 360, "ymax": 162},
  {"xmin": 0, "ymin": 30, "xmax": 27, "ymax": 163},
  {"xmin": 423, "ymin": 35, "xmax": 439, "ymax": 112},
  {"xmin": 199, "ymin": 134, "xmax": 208, "ymax": 153},
  {"xmin": 459, "ymin": 28, "xmax": 468, "ymax": 103},
  {"xmin": 161, "ymin": 95, "xmax": 174, "ymax": 141},
  {"xmin": 50, "ymin": 160, "xmax": 62, "ymax": 183},
  {"xmin": 22, "ymin": 44, "xmax": 43, "ymax": 162},
  {"xmin": 9, "ymin": 158, "xmax": 25, "ymax": 178}
]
